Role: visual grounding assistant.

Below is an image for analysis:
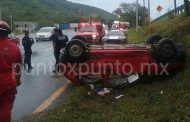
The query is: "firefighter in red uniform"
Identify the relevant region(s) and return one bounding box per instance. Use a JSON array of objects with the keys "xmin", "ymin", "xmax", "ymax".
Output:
[{"xmin": 0, "ymin": 21, "xmax": 22, "ymax": 122}]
